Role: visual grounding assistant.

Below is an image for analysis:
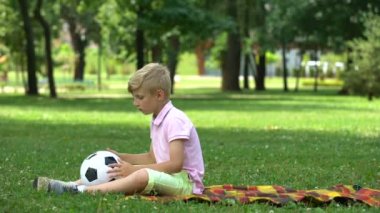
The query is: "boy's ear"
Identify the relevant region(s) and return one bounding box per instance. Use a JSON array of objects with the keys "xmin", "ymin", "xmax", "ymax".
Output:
[{"xmin": 156, "ymin": 89, "xmax": 166, "ymax": 100}]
